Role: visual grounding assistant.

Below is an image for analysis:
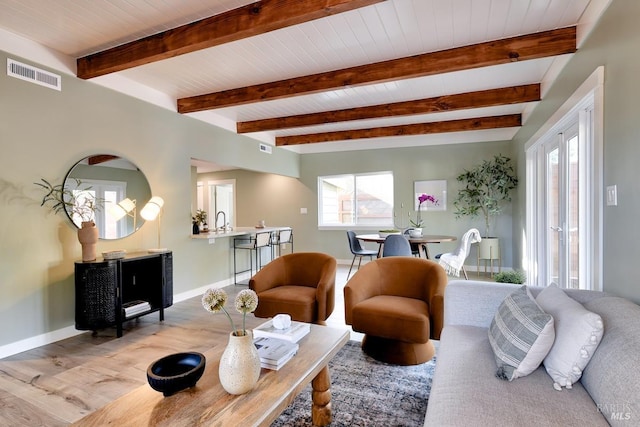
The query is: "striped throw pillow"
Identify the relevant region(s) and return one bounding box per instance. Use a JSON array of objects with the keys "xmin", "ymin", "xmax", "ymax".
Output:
[{"xmin": 488, "ymin": 285, "xmax": 555, "ymax": 381}]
